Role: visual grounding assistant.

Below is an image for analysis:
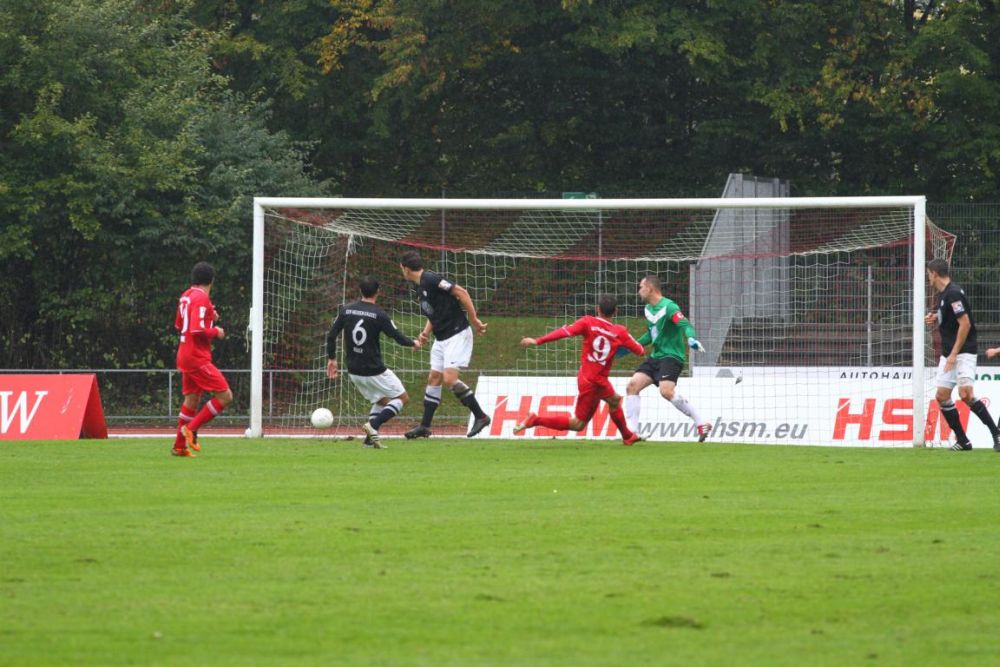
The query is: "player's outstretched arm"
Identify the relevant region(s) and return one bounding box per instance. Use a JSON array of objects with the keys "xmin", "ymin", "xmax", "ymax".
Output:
[
  {"xmin": 325, "ymin": 309, "xmax": 346, "ymax": 359},
  {"xmin": 533, "ymin": 324, "xmax": 579, "ymax": 347},
  {"xmin": 417, "ymin": 320, "xmax": 432, "ymax": 345},
  {"xmin": 382, "ymin": 312, "xmax": 417, "ymax": 349},
  {"xmin": 520, "ymin": 337, "xmax": 538, "ymax": 348},
  {"xmin": 624, "ymin": 332, "xmax": 645, "ymax": 356}
]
